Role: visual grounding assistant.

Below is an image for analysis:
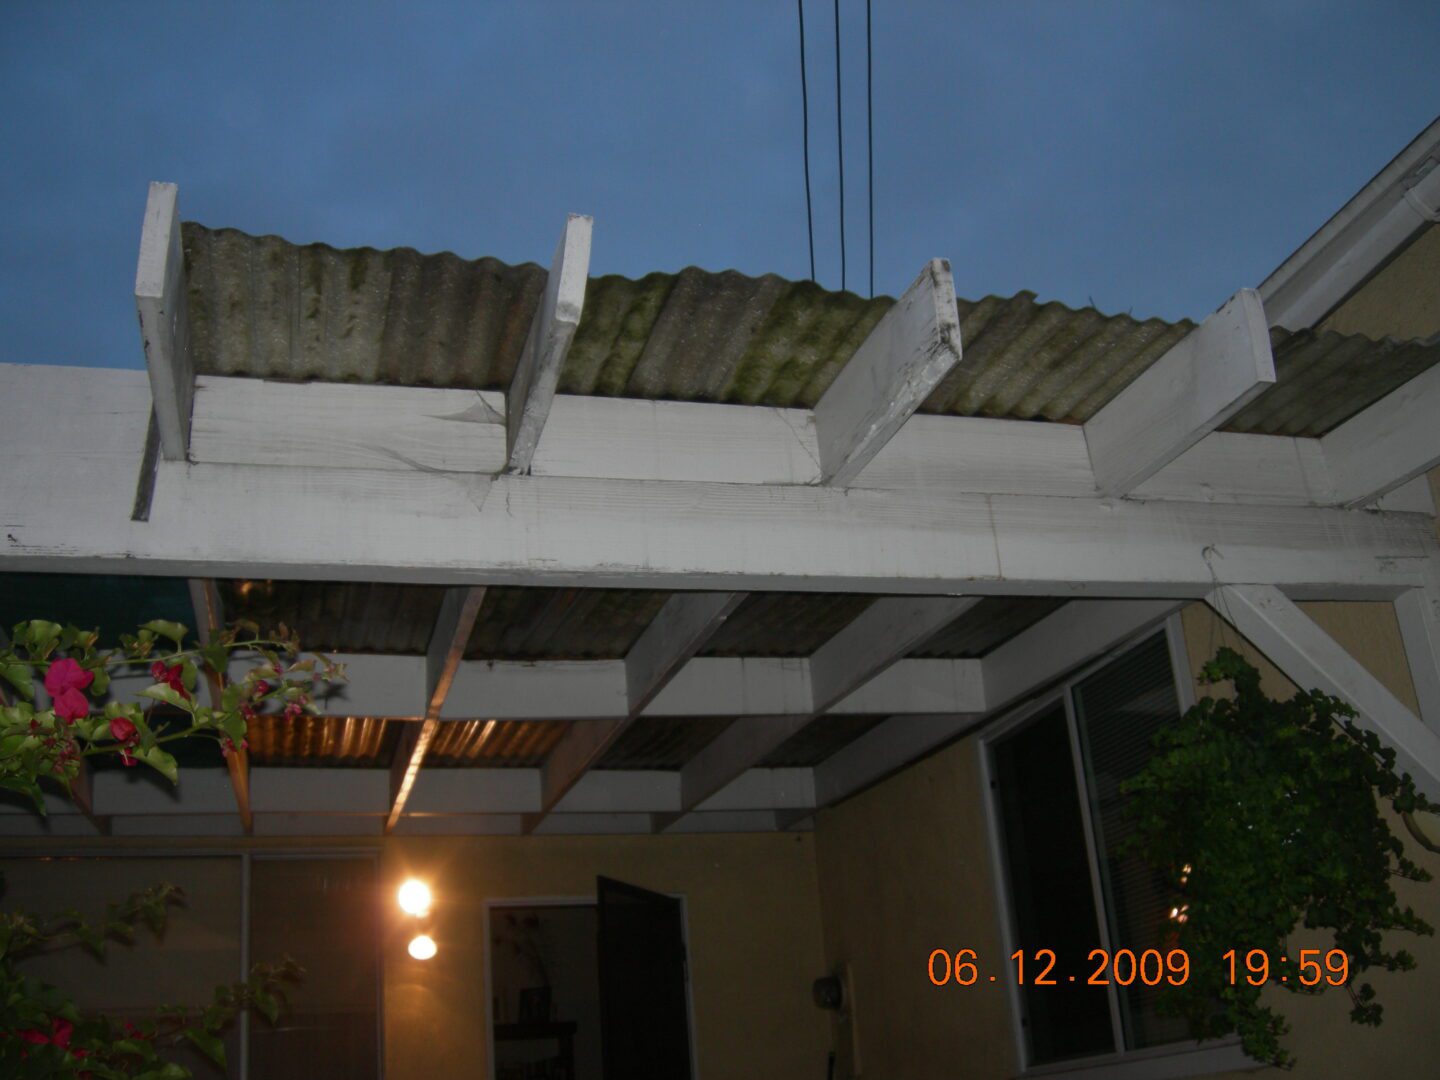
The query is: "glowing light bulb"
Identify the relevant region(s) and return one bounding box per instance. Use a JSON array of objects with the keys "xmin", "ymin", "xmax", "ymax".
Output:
[
  {"xmin": 408, "ymin": 934, "xmax": 437, "ymax": 960},
  {"xmin": 398, "ymin": 879, "xmax": 432, "ymax": 916}
]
